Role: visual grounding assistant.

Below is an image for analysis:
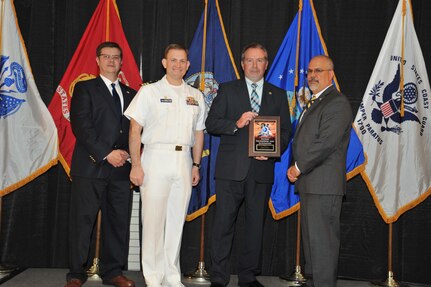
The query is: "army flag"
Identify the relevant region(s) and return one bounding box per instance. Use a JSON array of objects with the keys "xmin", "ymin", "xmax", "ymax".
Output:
[
  {"xmin": 48, "ymin": 0, "xmax": 141, "ymax": 174},
  {"xmin": 354, "ymin": 0, "xmax": 431, "ymax": 223},
  {"xmin": 185, "ymin": 0, "xmax": 239, "ymax": 221},
  {"xmin": 0, "ymin": 0, "xmax": 58, "ymax": 195},
  {"xmin": 266, "ymin": 0, "xmax": 365, "ymax": 219}
]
